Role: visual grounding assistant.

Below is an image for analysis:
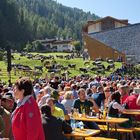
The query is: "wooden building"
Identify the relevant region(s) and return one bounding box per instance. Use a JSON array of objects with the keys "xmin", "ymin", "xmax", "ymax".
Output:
[
  {"xmin": 83, "ymin": 16, "xmax": 129, "ymax": 61},
  {"xmin": 83, "ymin": 33, "xmax": 125, "ymax": 61},
  {"xmin": 83, "ymin": 16, "xmax": 129, "ymax": 34},
  {"xmin": 41, "ymin": 38, "xmax": 74, "ymax": 52}
]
